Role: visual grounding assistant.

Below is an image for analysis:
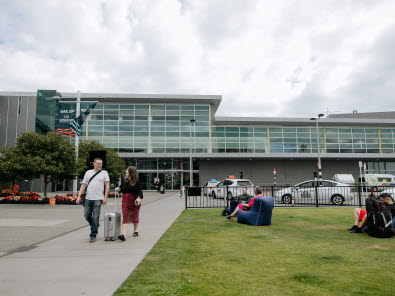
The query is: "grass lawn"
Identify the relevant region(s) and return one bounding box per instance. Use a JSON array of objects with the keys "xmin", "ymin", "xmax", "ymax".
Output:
[{"xmin": 115, "ymin": 208, "xmax": 394, "ymax": 296}]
